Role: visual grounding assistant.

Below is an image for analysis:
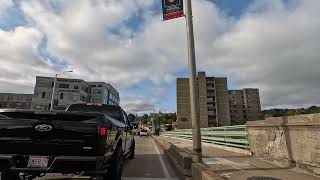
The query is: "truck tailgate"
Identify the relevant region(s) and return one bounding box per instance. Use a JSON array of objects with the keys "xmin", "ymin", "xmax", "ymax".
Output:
[{"xmin": 0, "ymin": 111, "xmax": 107, "ymax": 156}]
